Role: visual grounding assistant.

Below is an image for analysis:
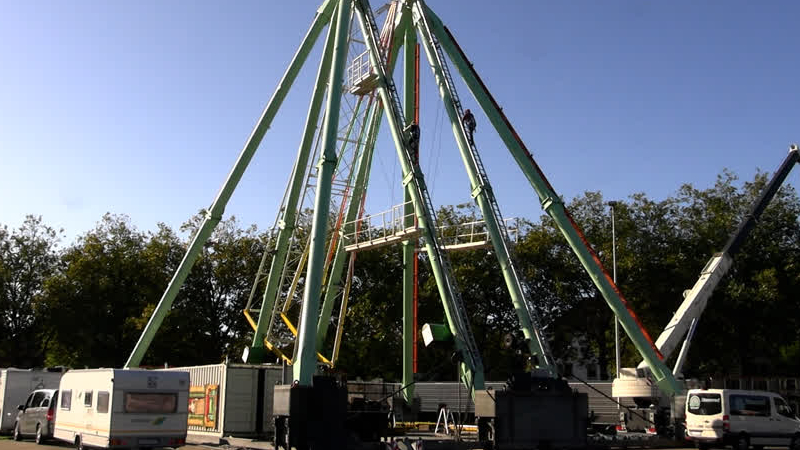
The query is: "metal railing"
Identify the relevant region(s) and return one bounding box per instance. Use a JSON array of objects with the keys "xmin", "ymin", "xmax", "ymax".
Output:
[
  {"xmin": 438, "ymin": 217, "xmax": 519, "ymax": 251},
  {"xmin": 342, "ymin": 201, "xmax": 522, "ymax": 252},
  {"xmin": 346, "ymin": 50, "xmax": 373, "ymax": 91},
  {"xmin": 342, "ymin": 201, "xmax": 419, "ymax": 251}
]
